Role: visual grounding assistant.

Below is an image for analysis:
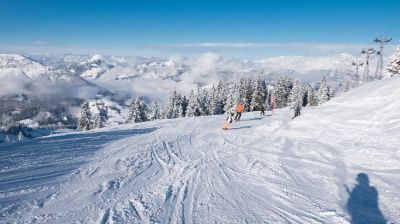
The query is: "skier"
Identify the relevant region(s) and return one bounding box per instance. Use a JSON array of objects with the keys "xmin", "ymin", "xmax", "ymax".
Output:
[
  {"xmin": 223, "ymin": 112, "xmax": 234, "ymax": 130},
  {"xmin": 292, "ymin": 103, "xmax": 301, "ymax": 119},
  {"xmin": 234, "ymin": 102, "xmax": 245, "ymax": 121},
  {"xmin": 260, "ymin": 105, "xmax": 265, "ymax": 116}
]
